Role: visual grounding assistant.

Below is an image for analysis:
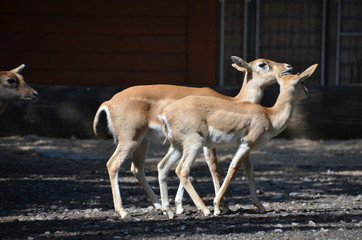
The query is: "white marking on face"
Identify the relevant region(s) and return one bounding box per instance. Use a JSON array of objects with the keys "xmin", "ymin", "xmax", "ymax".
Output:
[{"xmin": 255, "ymin": 61, "xmax": 270, "ymax": 73}]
